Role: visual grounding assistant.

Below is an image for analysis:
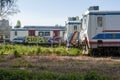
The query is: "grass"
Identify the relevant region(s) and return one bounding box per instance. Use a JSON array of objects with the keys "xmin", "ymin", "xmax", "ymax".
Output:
[
  {"xmin": 0, "ymin": 44, "xmax": 119, "ymax": 80},
  {"xmin": 0, "ymin": 69, "xmax": 110, "ymax": 80},
  {"xmin": 0, "ymin": 44, "xmax": 83, "ymax": 56},
  {"xmin": 10, "ymin": 58, "xmax": 33, "ymax": 68}
]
